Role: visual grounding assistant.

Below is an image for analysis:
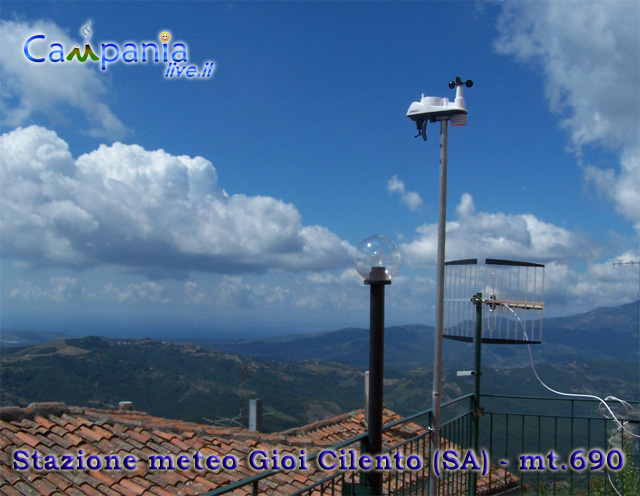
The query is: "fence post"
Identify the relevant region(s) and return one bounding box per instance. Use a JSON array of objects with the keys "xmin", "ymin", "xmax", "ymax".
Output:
[{"xmin": 469, "ymin": 292, "xmax": 483, "ymax": 496}]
